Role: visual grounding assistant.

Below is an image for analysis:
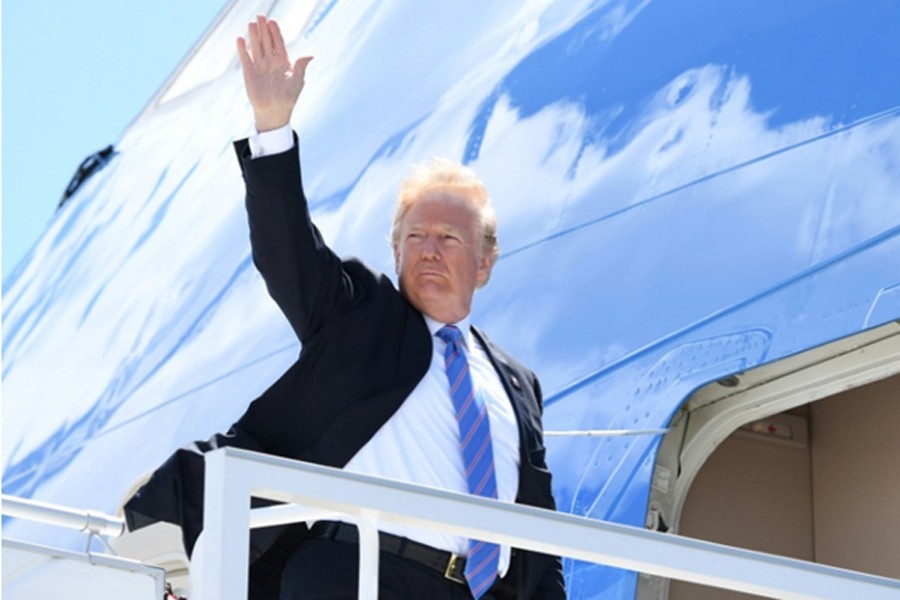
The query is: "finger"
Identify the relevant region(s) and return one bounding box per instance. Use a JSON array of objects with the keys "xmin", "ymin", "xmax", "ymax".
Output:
[
  {"xmin": 268, "ymin": 20, "xmax": 286, "ymax": 58},
  {"xmin": 257, "ymin": 14, "xmax": 274, "ymax": 56},
  {"xmin": 248, "ymin": 21, "xmax": 262, "ymax": 60},
  {"xmin": 236, "ymin": 37, "xmax": 252, "ymax": 69},
  {"xmin": 293, "ymin": 56, "xmax": 314, "ymax": 79}
]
